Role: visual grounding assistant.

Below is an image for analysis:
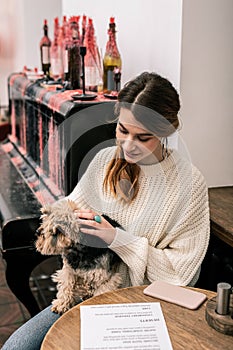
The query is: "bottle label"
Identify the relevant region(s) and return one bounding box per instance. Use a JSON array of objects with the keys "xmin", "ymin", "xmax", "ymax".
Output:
[
  {"xmin": 86, "ymin": 66, "xmax": 98, "ymax": 87},
  {"xmin": 72, "ymin": 28, "xmax": 78, "ymax": 39},
  {"xmin": 63, "ymin": 49, "xmax": 69, "ymax": 73},
  {"xmin": 107, "ymin": 69, "xmax": 114, "ymax": 91},
  {"xmin": 42, "ymin": 46, "xmax": 50, "ymax": 64},
  {"xmin": 51, "ymin": 57, "xmax": 62, "ymax": 77}
]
